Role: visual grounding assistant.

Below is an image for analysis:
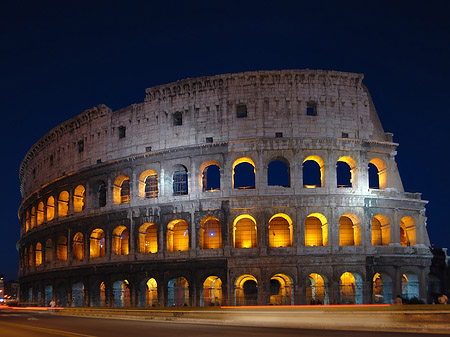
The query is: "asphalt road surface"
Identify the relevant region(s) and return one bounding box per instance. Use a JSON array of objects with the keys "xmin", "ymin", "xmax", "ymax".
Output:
[{"xmin": 0, "ymin": 309, "xmax": 448, "ymax": 337}]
